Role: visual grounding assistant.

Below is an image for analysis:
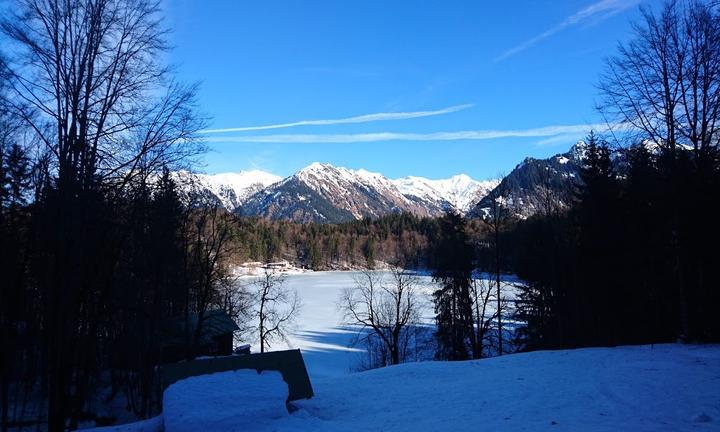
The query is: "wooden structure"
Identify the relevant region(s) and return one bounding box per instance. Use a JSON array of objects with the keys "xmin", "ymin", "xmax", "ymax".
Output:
[
  {"xmin": 160, "ymin": 310, "xmax": 240, "ymax": 362},
  {"xmin": 159, "ymin": 349, "xmax": 314, "ymax": 401}
]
